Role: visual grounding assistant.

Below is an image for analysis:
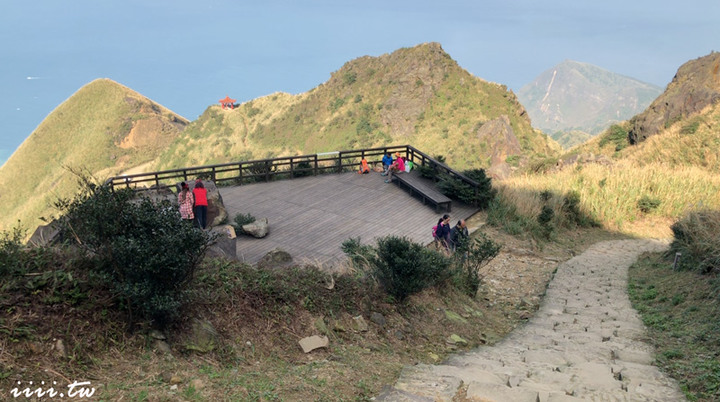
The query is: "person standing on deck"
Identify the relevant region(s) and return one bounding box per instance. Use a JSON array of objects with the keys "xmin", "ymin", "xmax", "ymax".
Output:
[{"xmin": 193, "ymin": 179, "xmax": 209, "ymax": 229}]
